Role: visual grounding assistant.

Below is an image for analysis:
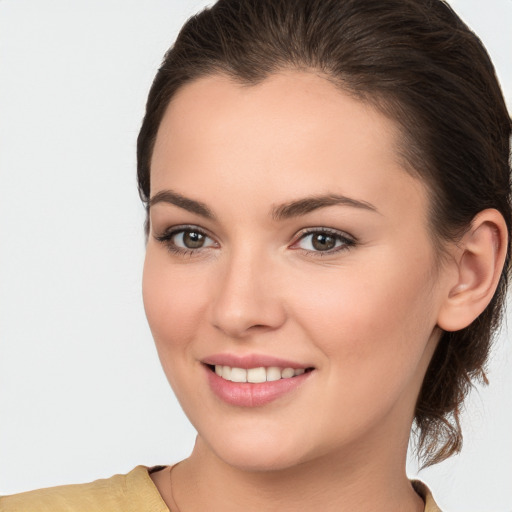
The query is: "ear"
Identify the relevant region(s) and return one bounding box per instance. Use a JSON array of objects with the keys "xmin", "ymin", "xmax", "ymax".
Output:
[{"xmin": 437, "ymin": 209, "xmax": 508, "ymax": 332}]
